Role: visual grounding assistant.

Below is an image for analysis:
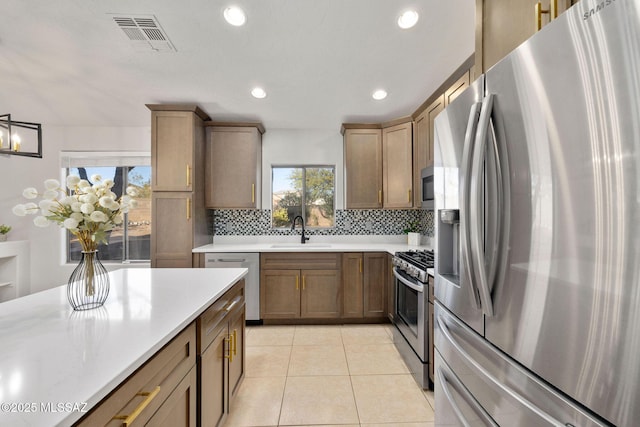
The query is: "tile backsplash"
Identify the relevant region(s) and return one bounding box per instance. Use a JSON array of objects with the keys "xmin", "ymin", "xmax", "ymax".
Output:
[{"xmin": 210, "ymin": 209, "xmax": 434, "ymax": 237}]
